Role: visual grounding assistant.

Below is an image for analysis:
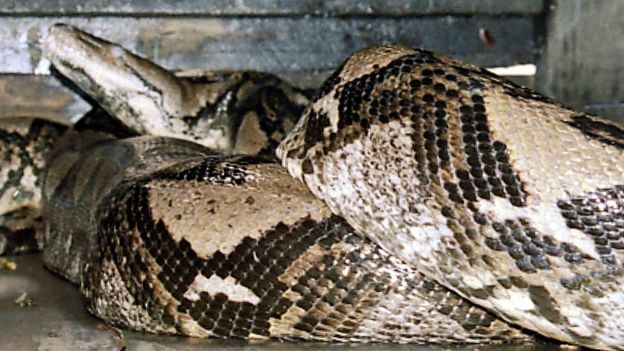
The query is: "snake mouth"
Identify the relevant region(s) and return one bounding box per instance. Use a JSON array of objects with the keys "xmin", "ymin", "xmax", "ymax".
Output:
[
  {"xmin": 43, "ymin": 24, "xmax": 198, "ymax": 134},
  {"xmin": 45, "ymin": 23, "xmax": 127, "ymax": 80},
  {"xmin": 43, "ymin": 23, "xmax": 157, "ymax": 112},
  {"xmin": 44, "ymin": 23, "xmax": 186, "ymax": 101}
]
